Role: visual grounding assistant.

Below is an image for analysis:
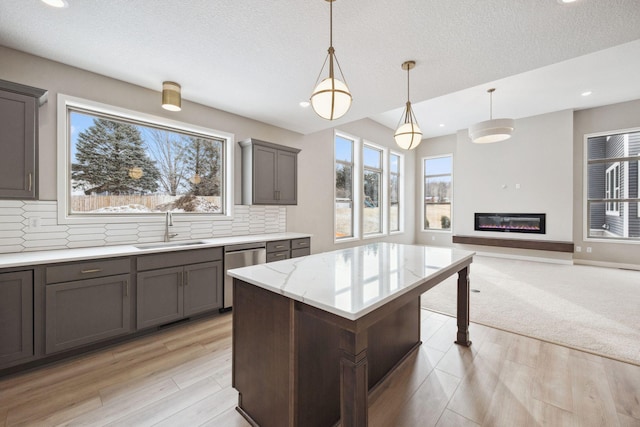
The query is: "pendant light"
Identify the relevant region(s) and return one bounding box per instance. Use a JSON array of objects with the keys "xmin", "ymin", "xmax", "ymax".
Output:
[
  {"xmin": 162, "ymin": 81, "xmax": 181, "ymax": 112},
  {"xmin": 468, "ymin": 88, "xmax": 514, "ymax": 143},
  {"xmin": 394, "ymin": 60, "xmax": 422, "ymax": 150},
  {"xmin": 310, "ymin": 0, "xmax": 352, "ymax": 120}
]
